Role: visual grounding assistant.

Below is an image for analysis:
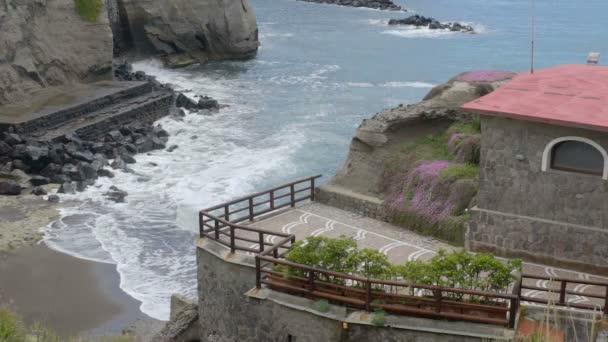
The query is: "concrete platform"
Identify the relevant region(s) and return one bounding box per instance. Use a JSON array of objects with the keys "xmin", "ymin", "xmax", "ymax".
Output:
[
  {"xmin": 239, "ymin": 202, "xmax": 608, "ymax": 310},
  {"xmin": 0, "ymin": 81, "xmax": 173, "ymax": 139}
]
